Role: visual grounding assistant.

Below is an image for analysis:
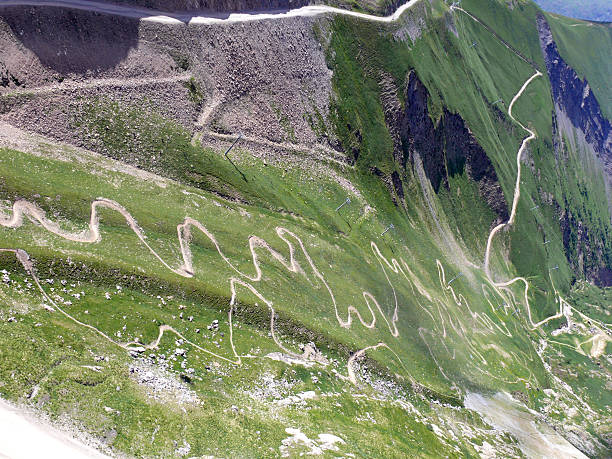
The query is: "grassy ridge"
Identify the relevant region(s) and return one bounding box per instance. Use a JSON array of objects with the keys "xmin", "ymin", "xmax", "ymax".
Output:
[
  {"xmin": 545, "ymin": 13, "xmax": 612, "ymax": 119},
  {"xmin": 0, "ymin": 142, "xmax": 549, "ymax": 455}
]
